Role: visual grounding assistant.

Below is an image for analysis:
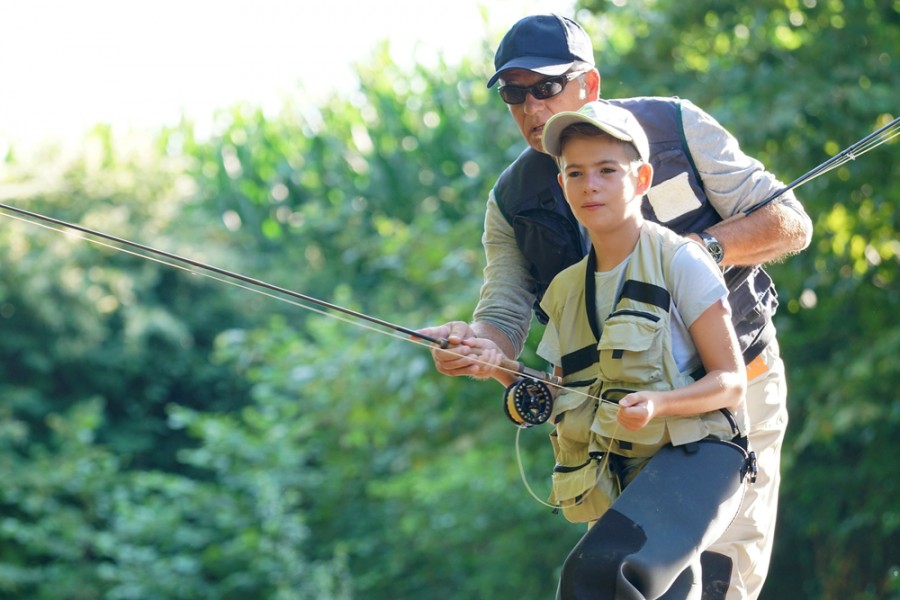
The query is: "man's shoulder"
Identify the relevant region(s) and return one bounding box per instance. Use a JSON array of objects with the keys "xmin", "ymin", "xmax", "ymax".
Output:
[
  {"xmin": 496, "ymin": 147, "xmax": 556, "ymax": 182},
  {"xmin": 609, "ymin": 95, "xmax": 682, "ymax": 110},
  {"xmin": 493, "ymin": 147, "xmax": 560, "ymax": 217}
]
